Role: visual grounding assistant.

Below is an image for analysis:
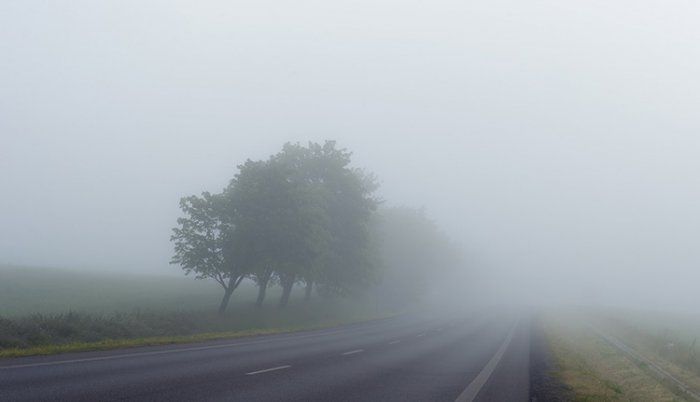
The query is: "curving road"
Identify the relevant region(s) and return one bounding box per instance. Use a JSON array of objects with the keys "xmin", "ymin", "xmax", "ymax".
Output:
[{"xmin": 0, "ymin": 311, "xmax": 530, "ymax": 401}]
